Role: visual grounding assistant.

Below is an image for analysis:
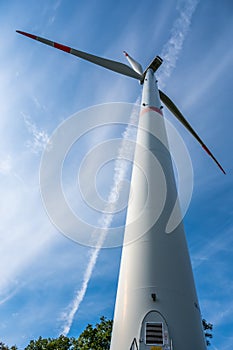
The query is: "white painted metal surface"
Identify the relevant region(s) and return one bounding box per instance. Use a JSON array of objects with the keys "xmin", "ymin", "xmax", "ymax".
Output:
[{"xmin": 110, "ymin": 69, "xmax": 207, "ymax": 350}]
